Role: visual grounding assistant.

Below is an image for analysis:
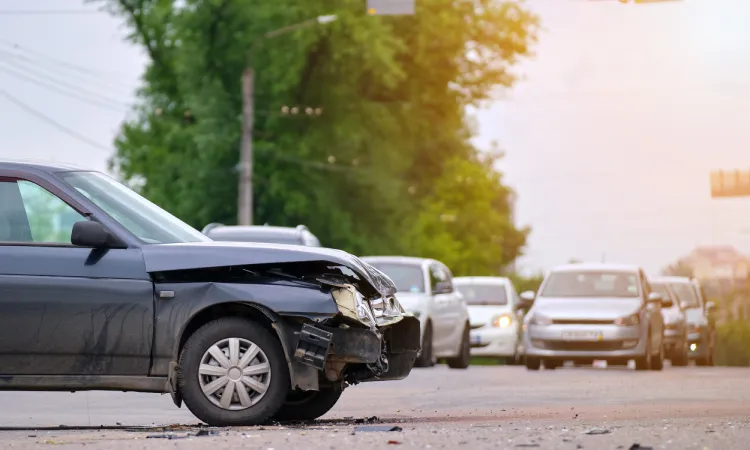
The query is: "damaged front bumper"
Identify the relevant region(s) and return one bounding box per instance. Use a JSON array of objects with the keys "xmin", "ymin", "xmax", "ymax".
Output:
[{"xmin": 291, "ymin": 284, "xmax": 421, "ymax": 386}]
